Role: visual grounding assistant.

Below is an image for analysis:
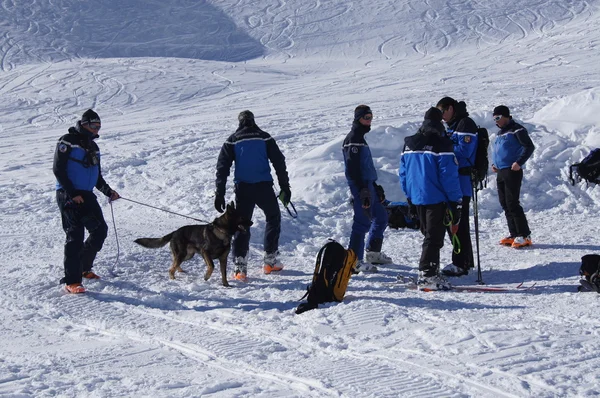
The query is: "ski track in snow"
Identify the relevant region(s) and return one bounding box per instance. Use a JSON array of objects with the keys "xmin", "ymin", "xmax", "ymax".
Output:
[{"xmin": 1, "ymin": 0, "xmax": 600, "ymax": 396}]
